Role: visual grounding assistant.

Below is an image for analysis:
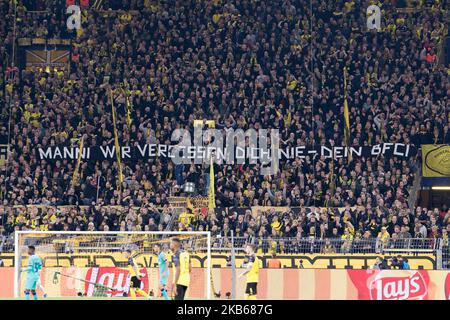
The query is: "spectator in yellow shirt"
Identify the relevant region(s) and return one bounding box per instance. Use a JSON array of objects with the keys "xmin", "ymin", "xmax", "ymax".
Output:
[
  {"xmin": 270, "ymin": 215, "xmax": 282, "ymax": 233},
  {"xmin": 178, "ymin": 208, "xmax": 195, "ymax": 227},
  {"xmin": 341, "ymin": 228, "xmax": 353, "ymax": 253},
  {"xmin": 377, "ymin": 226, "xmax": 390, "ymax": 244}
]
